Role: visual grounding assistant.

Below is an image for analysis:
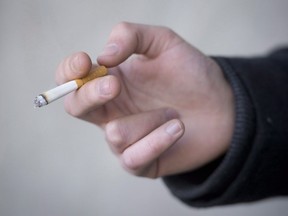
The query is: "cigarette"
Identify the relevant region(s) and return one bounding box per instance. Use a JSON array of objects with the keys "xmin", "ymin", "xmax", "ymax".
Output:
[{"xmin": 34, "ymin": 66, "xmax": 108, "ymax": 108}]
